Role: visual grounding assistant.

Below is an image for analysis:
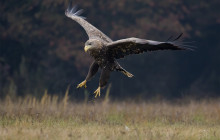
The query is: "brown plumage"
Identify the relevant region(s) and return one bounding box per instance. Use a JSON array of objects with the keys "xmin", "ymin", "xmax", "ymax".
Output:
[{"xmin": 65, "ymin": 1, "xmax": 193, "ymax": 97}]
